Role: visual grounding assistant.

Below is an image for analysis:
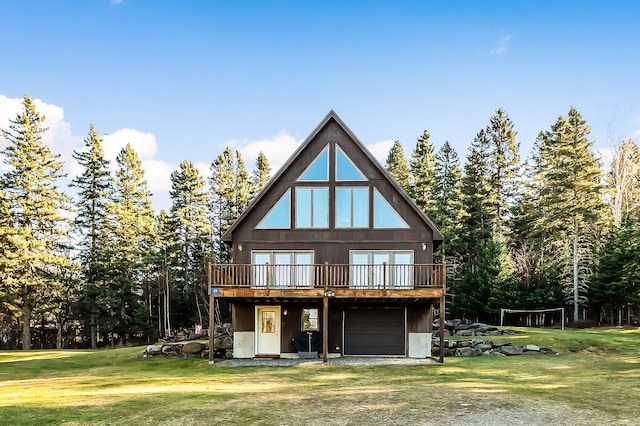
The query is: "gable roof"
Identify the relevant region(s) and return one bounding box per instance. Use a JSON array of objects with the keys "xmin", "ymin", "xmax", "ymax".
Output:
[{"xmin": 221, "ymin": 110, "xmax": 444, "ymax": 242}]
